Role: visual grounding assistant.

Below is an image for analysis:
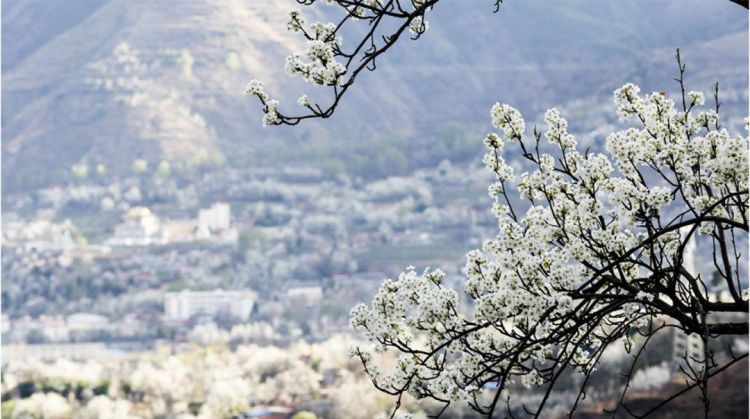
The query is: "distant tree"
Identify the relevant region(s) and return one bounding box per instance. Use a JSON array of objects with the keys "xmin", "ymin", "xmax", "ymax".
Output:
[
  {"xmin": 95, "ymin": 163, "xmax": 107, "ymax": 177},
  {"xmin": 156, "ymin": 160, "xmax": 171, "ymax": 176},
  {"xmin": 70, "ymin": 164, "xmax": 89, "ymax": 179},
  {"xmin": 292, "ymin": 411, "xmax": 318, "ymax": 419},
  {"xmin": 132, "ymin": 159, "xmax": 148, "ymax": 174}
]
